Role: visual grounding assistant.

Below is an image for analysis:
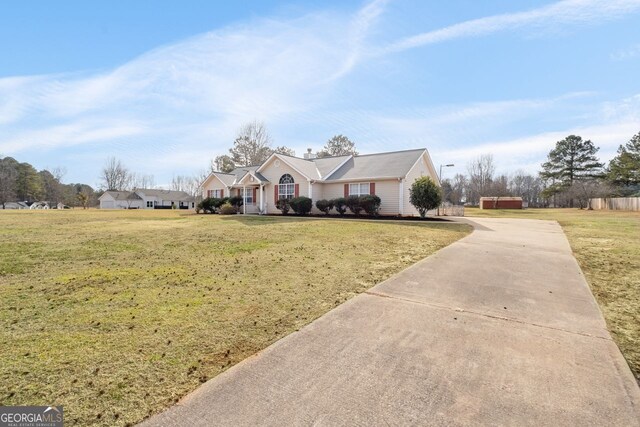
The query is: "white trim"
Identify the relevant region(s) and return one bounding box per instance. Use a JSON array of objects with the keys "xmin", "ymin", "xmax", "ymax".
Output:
[
  {"xmin": 399, "ymin": 179, "xmax": 404, "ymax": 215},
  {"xmin": 347, "ymin": 182, "xmax": 371, "ymax": 196},
  {"xmin": 200, "ymin": 172, "xmax": 235, "ymax": 190},
  {"xmin": 423, "ymin": 149, "xmax": 440, "ymax": 185},
  {"xmin": 237, "ymin": 170, "xmax": 268, "ymax": 185},
  {"xmin": 259, "ymin": 184, "xmax": 264, "ymax": 213},
  {"xmin": 404, "ymin": 150, "xmax": 439, "ymax": 185},
  {"xmin": 321, "ymin": 176, "xmax": 400, "ymax": 184},
  {"xmin": 243, "ymin": 185, "xmax": 246, "ymax": 214},
  {"xmin": 256, "ymin": 153, "xmax": 313, "ymax": 181},
  {"xmin": 321, "ymin": 155, "xmax": 353, "ymax": 180},
  {"xmin": 308, "ymin": 181, "xmax": 313, "ymax": 199}
]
